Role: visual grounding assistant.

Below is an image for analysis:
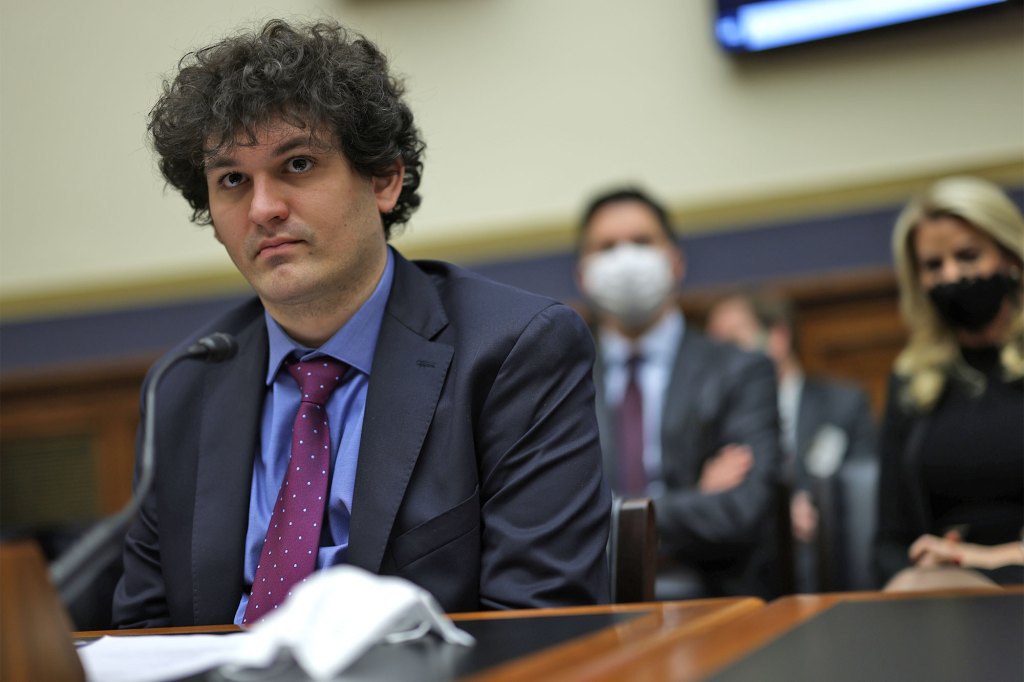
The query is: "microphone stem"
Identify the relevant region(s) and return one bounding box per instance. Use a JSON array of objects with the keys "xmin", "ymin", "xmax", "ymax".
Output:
[{"xmin": 48, "ymin": 350, "xmax": 191, "ymax": 606}]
